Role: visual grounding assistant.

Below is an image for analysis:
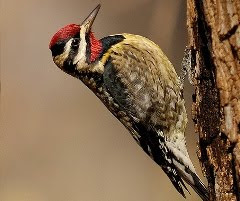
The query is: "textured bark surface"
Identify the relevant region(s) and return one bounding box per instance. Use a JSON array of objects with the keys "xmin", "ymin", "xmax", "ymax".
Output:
[{"xmin": 187, "ymin": 0, "xmax": 240, "ymax": 200}]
